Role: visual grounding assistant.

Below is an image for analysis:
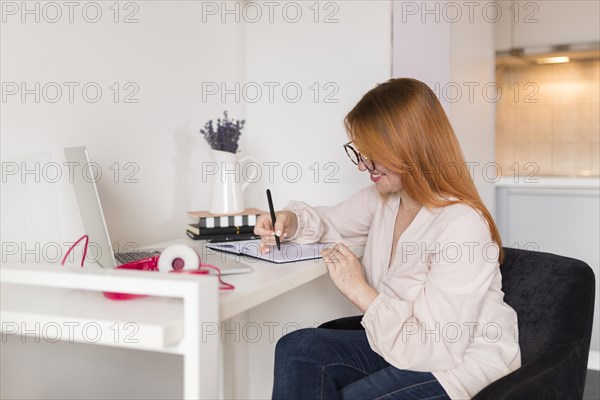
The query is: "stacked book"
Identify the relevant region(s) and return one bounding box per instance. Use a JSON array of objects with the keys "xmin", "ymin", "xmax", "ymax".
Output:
[{"xmin": 186, "ymin": 208, "xmax": 266, "ymax": 242}]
